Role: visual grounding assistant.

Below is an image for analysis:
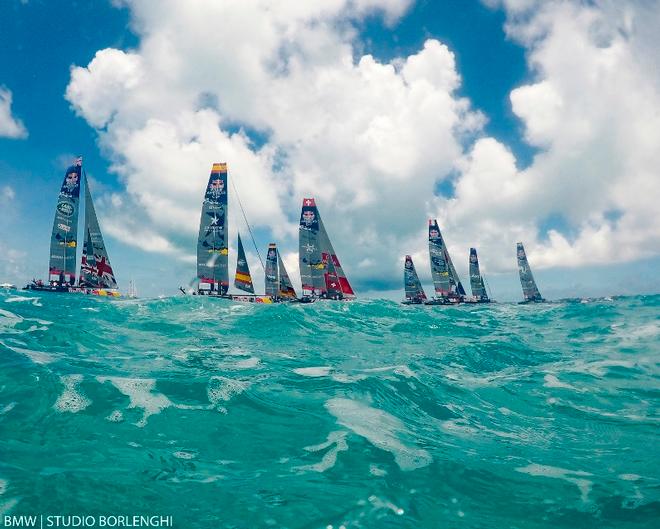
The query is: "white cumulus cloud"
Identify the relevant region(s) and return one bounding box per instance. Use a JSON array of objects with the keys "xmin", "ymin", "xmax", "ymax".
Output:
[
  {"xmin": 0, "ymin": 87, "xmax": 28, "ymax": 139},
  {"xmin": 65, "ymin": 0, "xmax": 482, "ymax": 290},
  {"xmin": 431, "ymin": 0, "xmax": 660, "ymax": 276},
  {"xmin": 64, "ymin": 0, "xmax": 660, "ymax": 294}
]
